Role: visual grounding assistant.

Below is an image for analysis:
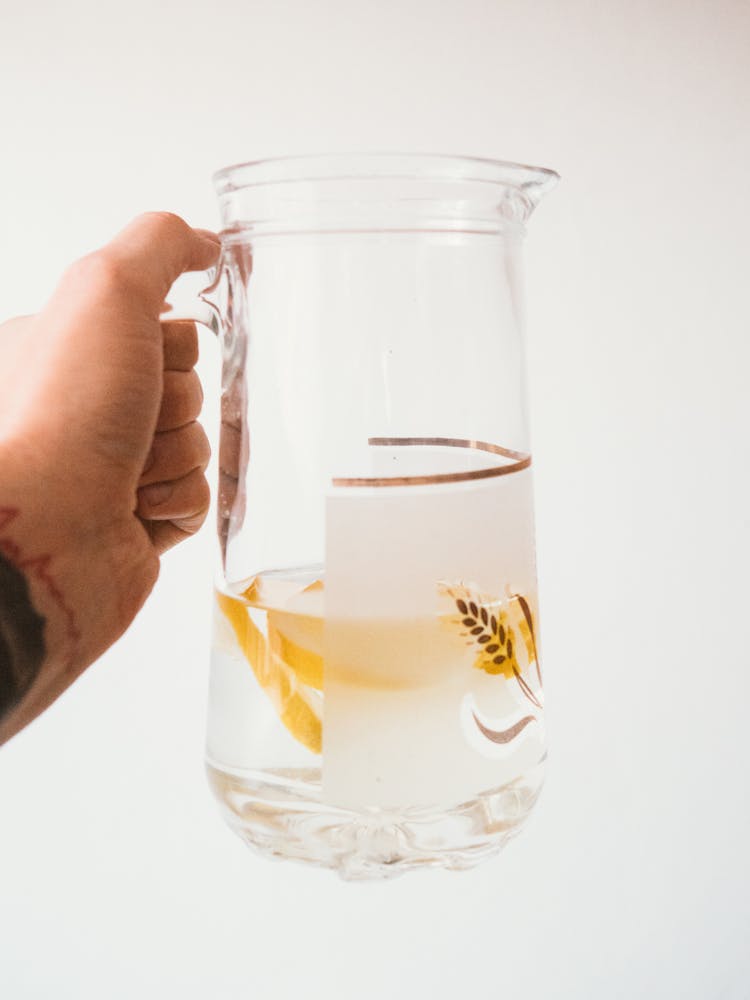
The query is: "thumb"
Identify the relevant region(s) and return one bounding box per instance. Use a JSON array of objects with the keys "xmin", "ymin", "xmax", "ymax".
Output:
[{"xmin": 101, "ymin": 212, "xmax": 220, "ymax": 309}]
